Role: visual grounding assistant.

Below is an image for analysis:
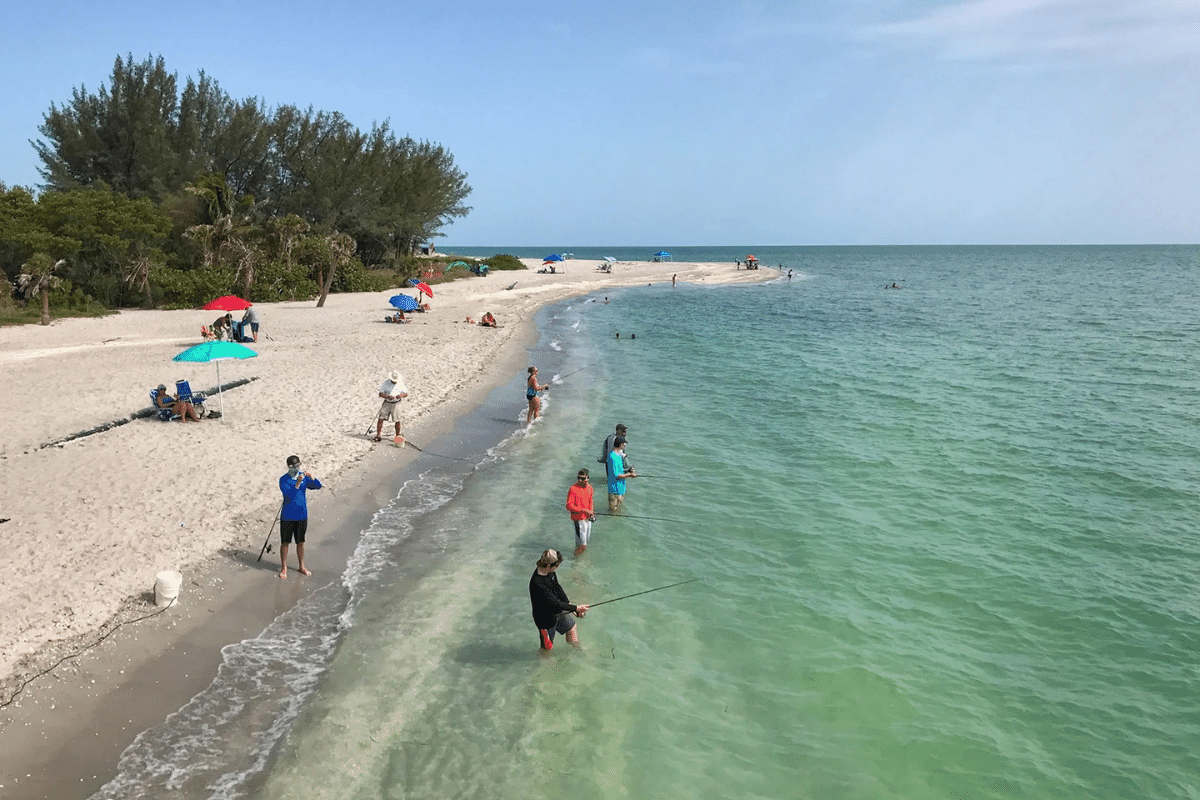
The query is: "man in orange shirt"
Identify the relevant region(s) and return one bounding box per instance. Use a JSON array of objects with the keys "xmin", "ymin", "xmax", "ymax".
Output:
[{"xmin": 565, "ymin": 469, "xmax": 596, "ymax": 556}]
